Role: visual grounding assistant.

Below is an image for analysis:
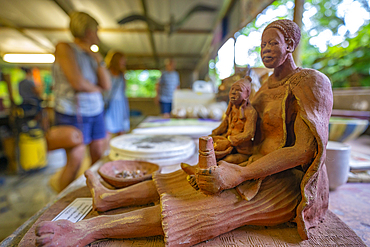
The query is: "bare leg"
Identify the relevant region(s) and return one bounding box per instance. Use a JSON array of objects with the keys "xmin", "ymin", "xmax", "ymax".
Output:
[
  {"xmin": 89, "ymin": 138, "xmax": 106, "ymax": 165},
  {"xmin": 85, "ymin": 170, "xmax": 160, "ymax": 212},
  {"xmin": 162, "ymin": 113, "xmax": 170, "ymax": 118},
  {"xmin": 35, "ymin": 205, "xmax": 164, "ymax": 247},
  {"xmin": 104, "ymin": 132, "xmax": 113, "ymax": 151},
  {"xmin": 59, "ymin": 144, "xmax": 85, "ymax": 191}
]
